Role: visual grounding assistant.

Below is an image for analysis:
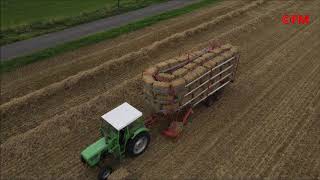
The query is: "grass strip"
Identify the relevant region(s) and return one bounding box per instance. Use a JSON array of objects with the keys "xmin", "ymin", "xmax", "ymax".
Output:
[
  {"xmin": 0, "ymin": 0, "xmax": 168, "ymax": 45},
  {"xmin": 0, "ymin": 0, "xmax": 219, "ymax": 74}
]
